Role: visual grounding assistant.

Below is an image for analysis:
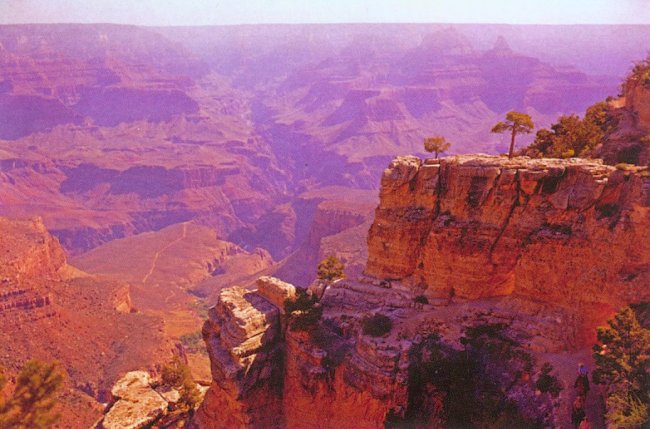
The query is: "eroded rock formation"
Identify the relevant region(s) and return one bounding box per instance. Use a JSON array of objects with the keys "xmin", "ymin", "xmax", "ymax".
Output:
[
  {"xmin": 0, "ymin": 216, "xmax": 168, "ymax": 426},
  {"xmin": 195, "ymin": 156, "xmax": 649, "ymax": 428},
  {"xmin": 367, "ymin": 155, "xmax": 650, "ymax": 341}
]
